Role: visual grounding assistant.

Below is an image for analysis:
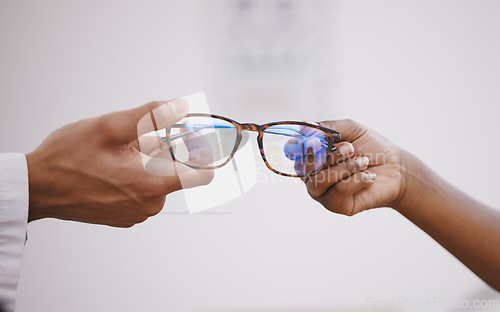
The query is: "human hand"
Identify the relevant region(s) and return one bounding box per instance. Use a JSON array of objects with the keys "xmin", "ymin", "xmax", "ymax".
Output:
[
  {"xmin": 303, "ymin": 119, "xmax": 406, "ymax": 216},
  {"xmin": 299, "ymin": 119, "xmax": 500, "ymax": 291},
  {"xmin": 26, "ymin": 99, "xmax": 214, "ymax": 227}
]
